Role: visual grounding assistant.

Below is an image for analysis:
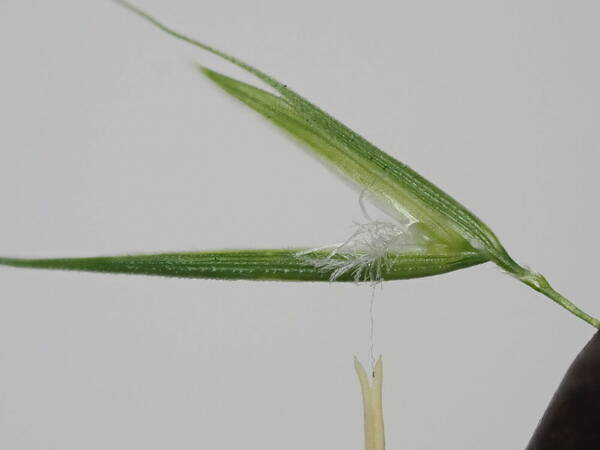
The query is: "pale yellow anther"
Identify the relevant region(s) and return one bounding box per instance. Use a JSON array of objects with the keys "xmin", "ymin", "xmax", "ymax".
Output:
[{"xmin": 354, "ymin": 356, "xmax": 385, "ymax": 450}]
